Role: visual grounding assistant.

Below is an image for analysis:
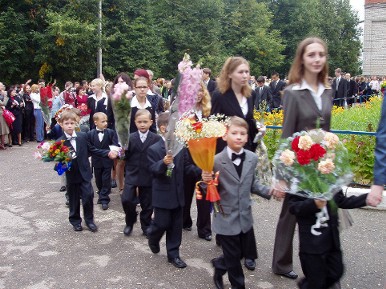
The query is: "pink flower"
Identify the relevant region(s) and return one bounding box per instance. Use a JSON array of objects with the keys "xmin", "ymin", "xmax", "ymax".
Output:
[
  {"xmin": 298, "ymin": 135, "xmax": 313, "ymax": 150},
  {"xmin": 279, "ymin": 149, "xmax": 295, "ymax": 166},
  {"xmin": 324, "ymin": 132, "xmax": 339, "ymax": 150},
  {"xmin": 113, "ymin": 83, "xmax": 130, "ymax": 101},
  {"xmin": 318, "ymin": 159, "xmax": 335, "ymax": 174}
]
